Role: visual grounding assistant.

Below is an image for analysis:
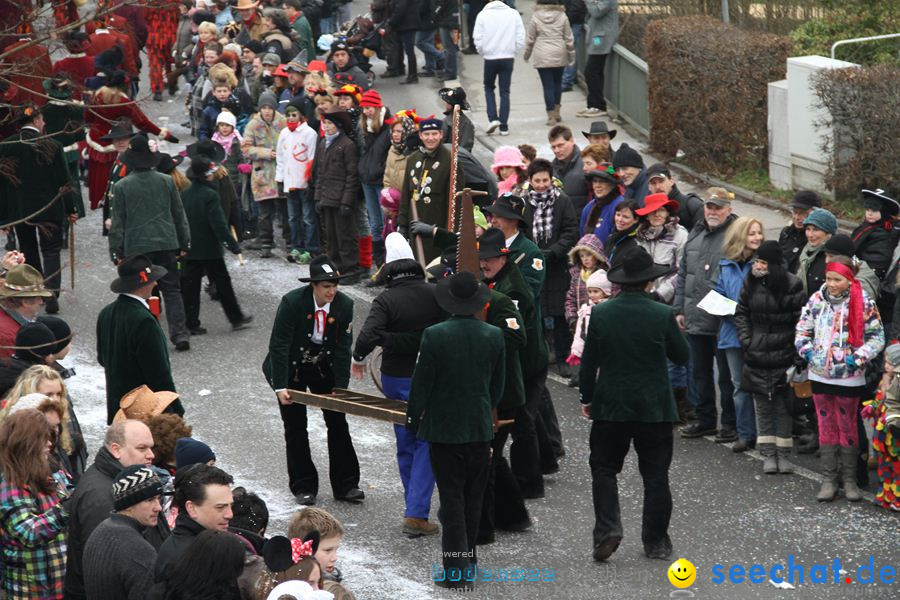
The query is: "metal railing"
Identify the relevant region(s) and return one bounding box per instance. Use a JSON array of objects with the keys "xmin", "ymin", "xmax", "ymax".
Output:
[
  {"xmin": 831, "ymin": 33, "xmax": 900, "ymax": 61},
  {"xmin": 603, "ymin": 44, "xmax": 650, "ymax": 136}
]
